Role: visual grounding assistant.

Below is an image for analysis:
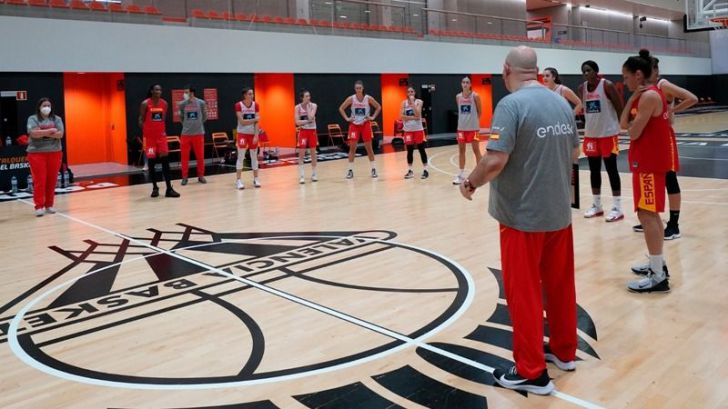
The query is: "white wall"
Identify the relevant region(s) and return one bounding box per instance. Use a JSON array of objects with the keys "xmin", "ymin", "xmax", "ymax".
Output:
[
  {"xmin": 710, "ymin": 29, "xmax": 728, "ymax": 74},
  {"xmin": 0, "ymin": 15, "xmax": 712, "ymax": 75}
]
